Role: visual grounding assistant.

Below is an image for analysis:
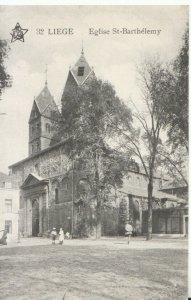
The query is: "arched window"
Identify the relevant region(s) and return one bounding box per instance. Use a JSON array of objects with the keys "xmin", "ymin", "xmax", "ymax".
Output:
[
  {"xmin": 78, "ymin": 179, "xmax": 90, "ymax": 201},
  {"xmin": 137, "ymin": 176, "xmax": 141, "ymax": 185},
  {"xmin": 46, "ymin": 123, "xmax": 50, "ymax": 133},
  {"xmin": 55, "ymin": 188, "xmax": 59, "ymax": 204},
  {"xmin": 52, "ymin": 180, "xmax": 59, "ymax": 204},
  {"xmin": 36, "ymin": 123, "xmax": 40, "ymax": 132},
  {"xmin": 61, "ymin": 178, "xmax": 69, "ymax": 190},
  {"xmin": 36, "ymin": 142, "xmax": 40, "ymax": 152},
  {"xmin": 35, "ymin": 163, "xmax": 39, "ymax": 174}
]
